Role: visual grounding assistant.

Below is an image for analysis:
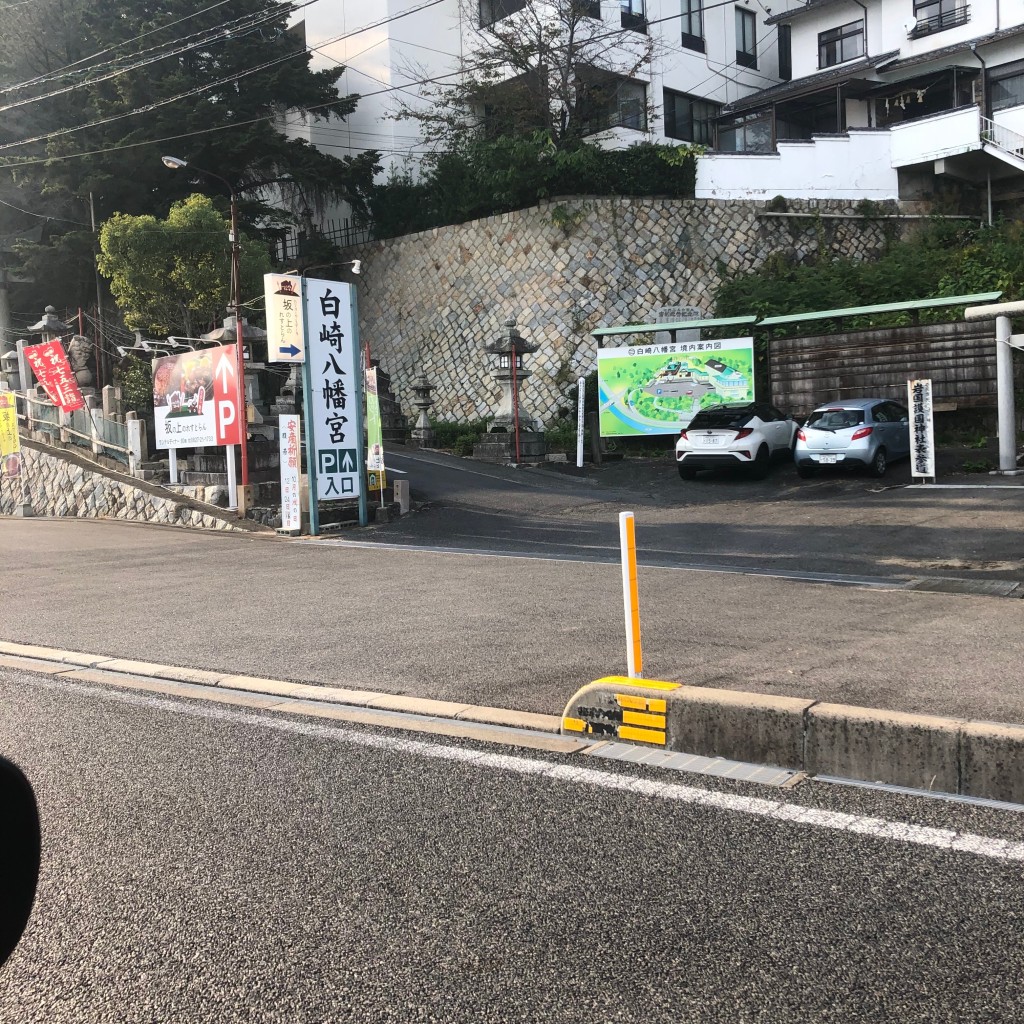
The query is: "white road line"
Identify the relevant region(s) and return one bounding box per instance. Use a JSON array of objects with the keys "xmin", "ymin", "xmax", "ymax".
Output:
[{"xmin": 22, "ymin": 675, "xmax": 1024, "ymax": 864}]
